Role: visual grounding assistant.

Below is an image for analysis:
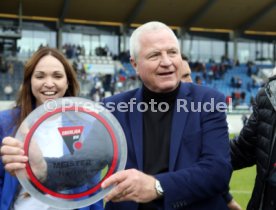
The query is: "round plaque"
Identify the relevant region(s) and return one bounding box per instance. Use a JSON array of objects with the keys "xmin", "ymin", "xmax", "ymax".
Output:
[{"xmin": 15, "ymin": 97, "xmax": 127, "ymax": 209}]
